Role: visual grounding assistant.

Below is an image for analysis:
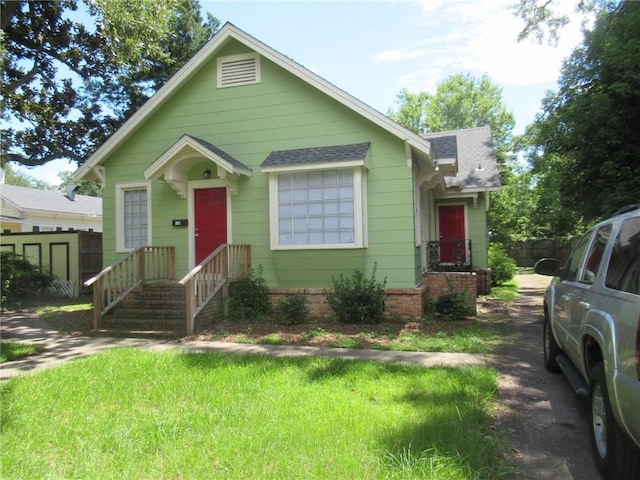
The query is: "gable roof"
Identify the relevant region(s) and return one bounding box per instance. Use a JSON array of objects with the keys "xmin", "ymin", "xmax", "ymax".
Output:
[
  {"xmin": 422, "ymin": 126, "xmax": 501, "ymax": 192},
  {"xmin": 145, "ymin": 134, "xmax": 252, "ymax": 180},
  {"xmin": 261, "ymin": 143, "xmax": 371, "ymax": 171},
  {"xmin": 0, "ymin": 184, "xmax": 102, "ymax": 217},
  {"xmin": 75, "ymin": 22, "xmax": 435, "ymax": 180}
]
